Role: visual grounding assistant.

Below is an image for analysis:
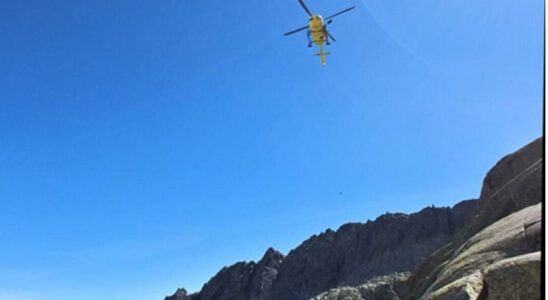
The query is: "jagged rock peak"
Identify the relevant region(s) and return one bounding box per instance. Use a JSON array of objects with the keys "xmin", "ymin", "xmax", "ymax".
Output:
[
  {"xmin": 165, "ymin": 247, "xmax": 284, "ymax": 300},
  {"xmin": 260, "ymin": 247, "xmax": 284, "ymax": 262},
  {"xmin": 164, "ymin": 288, "xmax": 191, "ymax": 300}
]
